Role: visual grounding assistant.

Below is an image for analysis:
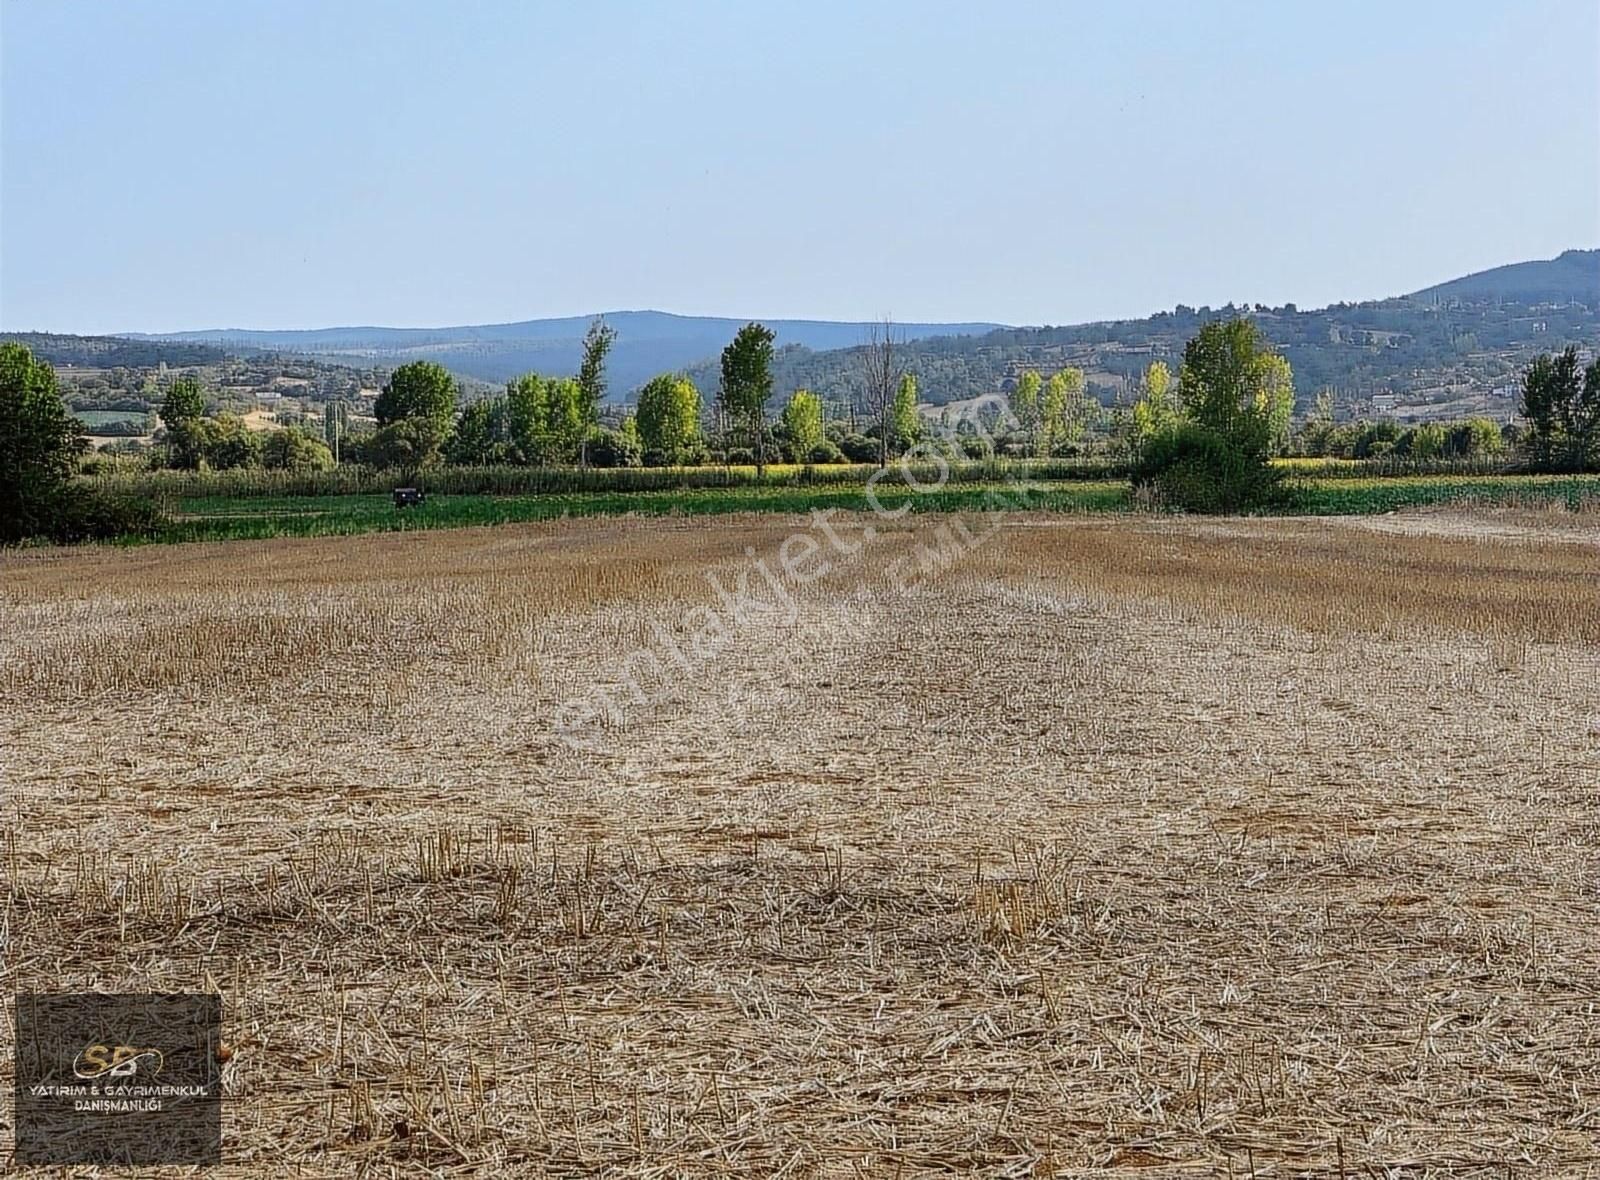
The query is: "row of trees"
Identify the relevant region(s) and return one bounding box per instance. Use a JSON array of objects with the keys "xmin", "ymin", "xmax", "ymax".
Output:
[
  {"xmin": 1288, "ymin": 349, "xmax": 1595, "ymax": 469},
  {"xmin": 9, "ymin": 311, "xmax": 1593, "ymax": 541},
  {"xmin": 140, "ymin": 312, "xmax": 1600, "ymax": 485},
  {"xmin": 5, "ymin": 325, "xmax": 1599, "ymax": 543},
  {"xmin": 356, "ymin": 319, "xmax": 933, "ymax": 474},
  {"xmin": 159, "ymin": 377, "xmax": 337, "ymax": 471},
  {"xmin": 1520, "ymin": 347, "xmax": 1600, "ymax": 471},
  {"xmin": 1116, "ymin": 322, "xmax": 1598, "ymax": 511},
  {"xmin": 1009, "ymin": 367, "xmax": 1097, "ymax": 457},
  {"xmin": 1294, "ymin": 404, "xmax": 1504, "ymax": 460},
  {"xmin": 140, "ymin": 309, "xmax": 1540, "ymax": 487}
]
